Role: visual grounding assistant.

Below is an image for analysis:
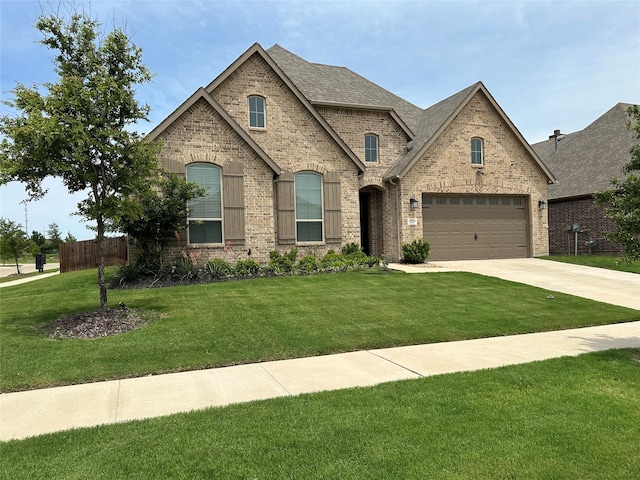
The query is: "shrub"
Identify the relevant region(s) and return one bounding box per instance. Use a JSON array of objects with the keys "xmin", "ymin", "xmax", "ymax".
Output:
[
  {"xmin": 234, "ymin": 259, "xmax": 262, "ymax": 277},
  {"xmin": 113, "ymin": 261, "xmax": 144, "ymax": 285},
  {"xmin": 171, "ymin": 254, "xmax": 199, "ymax": 279},
  {"xmin": 206, "ymin": 258, "xmax": 233, "ymax": 279},
  {"xmin": 268, "ymin": 250, "xmax": 295, "ymax": 274},
  {"xmin": 297, "ymin": 254, "xmax": 320, "ymax": 273},
  {"xmin": 321, "ymin": 251, "xmax": 346, "ymax": 270},
  {"xmin": 341, "ymin": 243, "xmax": 362, "ymax": 255},
  {"xmin": 402, "ymin": 238, "xmax": 431, "ymax": 264}
]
